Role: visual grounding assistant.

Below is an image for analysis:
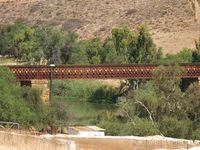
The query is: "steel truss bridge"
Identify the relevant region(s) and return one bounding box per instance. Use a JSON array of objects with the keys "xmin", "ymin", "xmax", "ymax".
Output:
[{"xmin": 6, "ymin": 63, "xmax": 200, "ymax": 81}]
